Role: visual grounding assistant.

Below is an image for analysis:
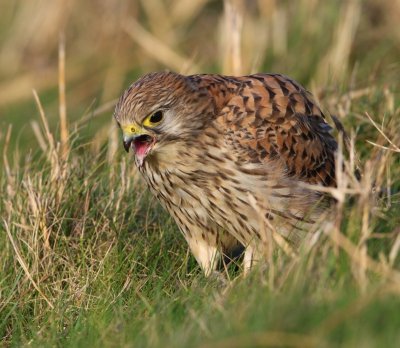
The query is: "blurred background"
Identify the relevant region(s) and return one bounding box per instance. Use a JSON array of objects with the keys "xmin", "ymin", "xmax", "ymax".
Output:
[{"xmin": 0, "ymin": 0, "xmax": 399, "ymax": 157}]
